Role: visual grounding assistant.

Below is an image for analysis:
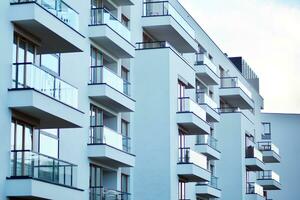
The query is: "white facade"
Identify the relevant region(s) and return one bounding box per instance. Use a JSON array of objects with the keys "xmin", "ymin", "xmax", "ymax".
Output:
[
  {"xmin": 0, "ymin": 0, "xmax": 284, "ymax": 200},
  {"xmin": 261, "ymin": 113, "xmax": 299, "ymax": 200}
]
